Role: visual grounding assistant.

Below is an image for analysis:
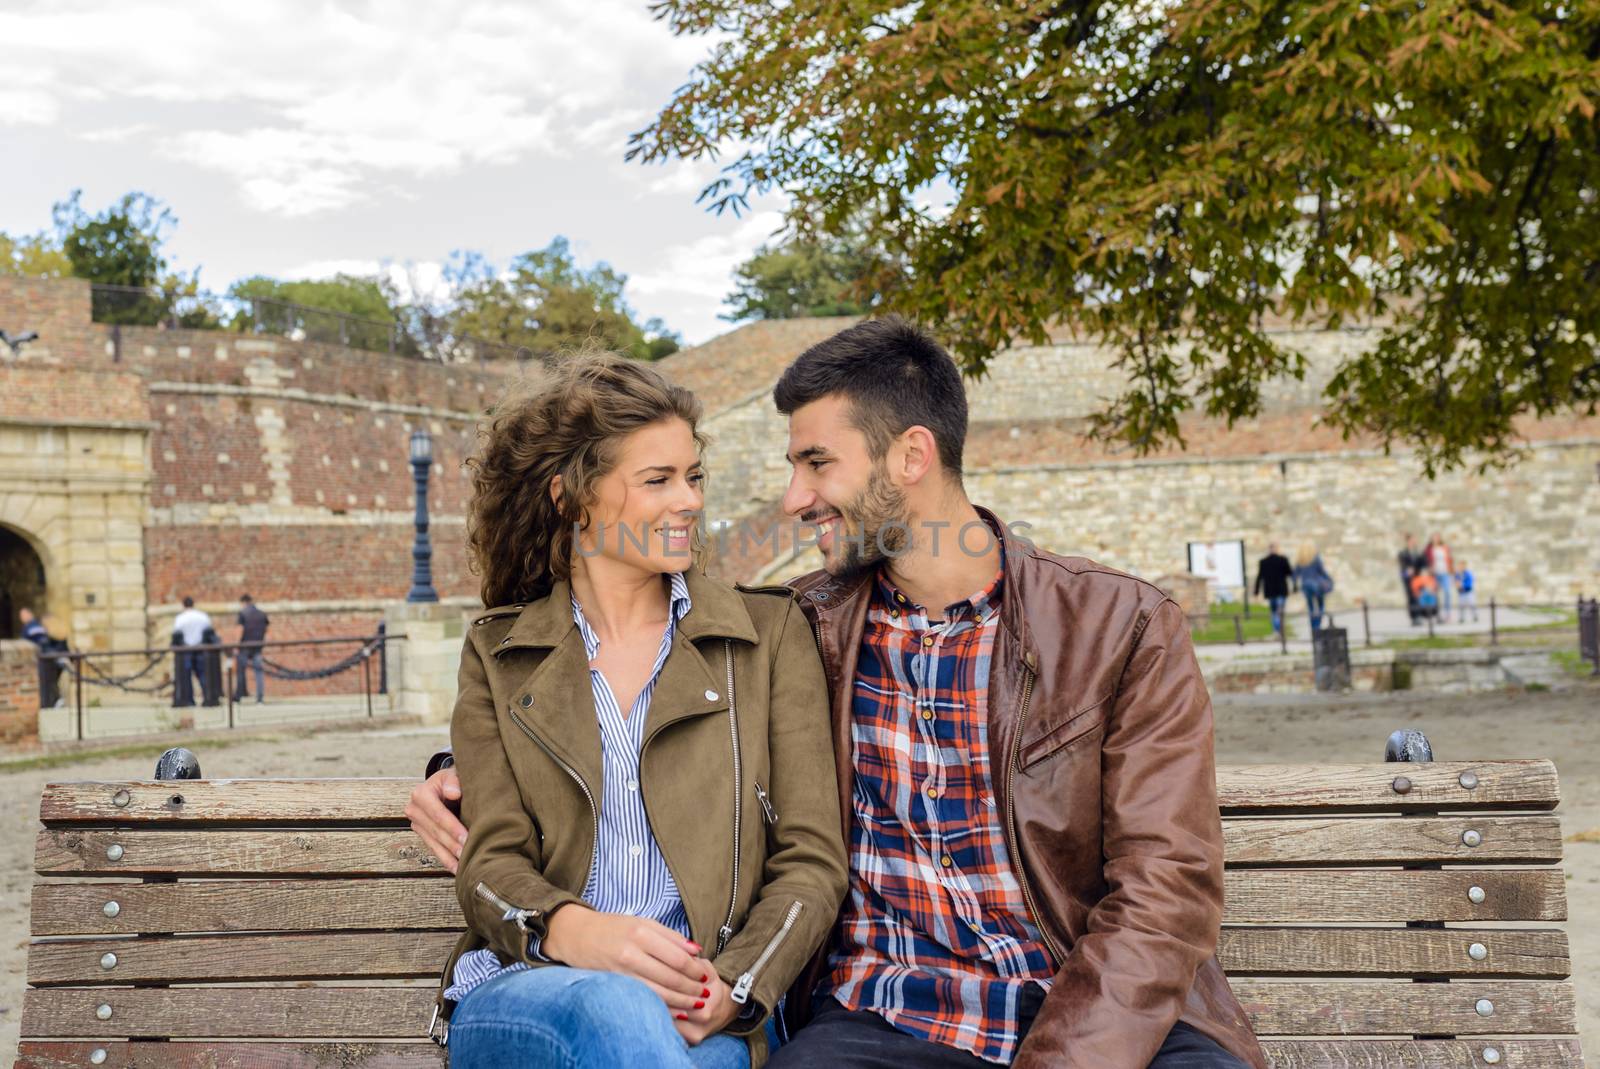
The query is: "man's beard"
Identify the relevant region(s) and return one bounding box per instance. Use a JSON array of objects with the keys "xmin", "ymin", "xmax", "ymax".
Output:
[{"xmin": 824, "ymin": 462, "xmax": 911, "ymax": 578}]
